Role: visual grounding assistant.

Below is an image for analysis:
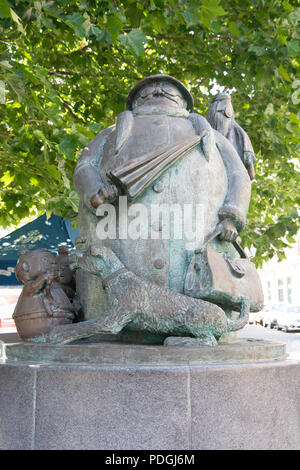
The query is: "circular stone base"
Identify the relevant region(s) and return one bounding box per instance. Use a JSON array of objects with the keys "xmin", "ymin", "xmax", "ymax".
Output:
[
  {"xmin": 1, "ymin": 339, "xmax": 299, "ymax": 450},
  {"xmin": 2, "ymin": 338, "xmax": 286, "ymax": 366}
]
